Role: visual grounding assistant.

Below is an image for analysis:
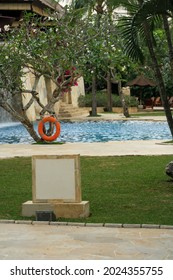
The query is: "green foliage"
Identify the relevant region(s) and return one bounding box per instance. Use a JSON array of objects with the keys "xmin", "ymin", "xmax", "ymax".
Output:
[
  {"xmin": 0, "ymin": 39, "xmax": 24, "ymax": 97},
  {"xmin": 78, "ymin": 93, "xmax": 107, "ymax": 107},
  {"xmin": 0, "ymin": 10, "xmax": 135, "ymax": 100},
  {"xmin": 70, "ymin": 1, "xmax": 139, "ymax": 86},
  {"xmin": 9, "ymin": 12, "xmax": 85, "ymax": 87},
  {"xmin": 122, "ymin": 95, "xmax": 138, "ymax": 107},
  {"xmin": 0, "ymin": 6, "xmax": 138, "ymax": 107},
  {"xmin": 118, "ymin": 0, "xmax": 173, "ymax": 65},
  {"xmin": 78, "ymin": 92, "xmax": 138, "ymax": 107},
  {"xmin": 78, "ymin": 95, "xmax": 92, "ymax": 107}
]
